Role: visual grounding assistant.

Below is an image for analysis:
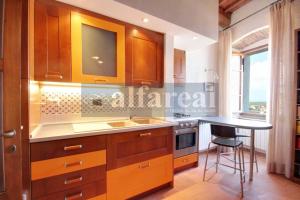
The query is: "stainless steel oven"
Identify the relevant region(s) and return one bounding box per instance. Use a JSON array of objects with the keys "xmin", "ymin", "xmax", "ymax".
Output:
[{"xmin": 174, "ymin": 120, "xmax": 199, "ymax": 158}]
